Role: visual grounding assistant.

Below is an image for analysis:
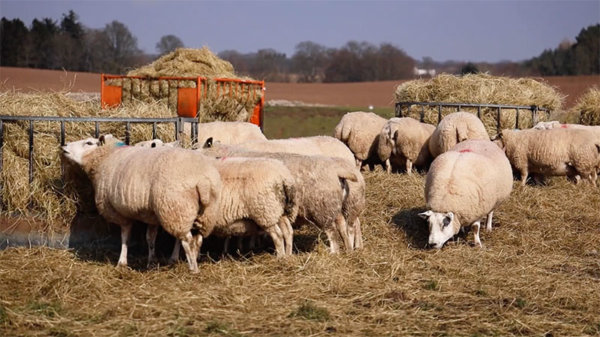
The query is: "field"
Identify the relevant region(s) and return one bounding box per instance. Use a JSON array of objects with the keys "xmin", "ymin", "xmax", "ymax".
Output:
[{"xmin": 1, "ymin": 68, "xmax": 600, "ymax": 336}]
